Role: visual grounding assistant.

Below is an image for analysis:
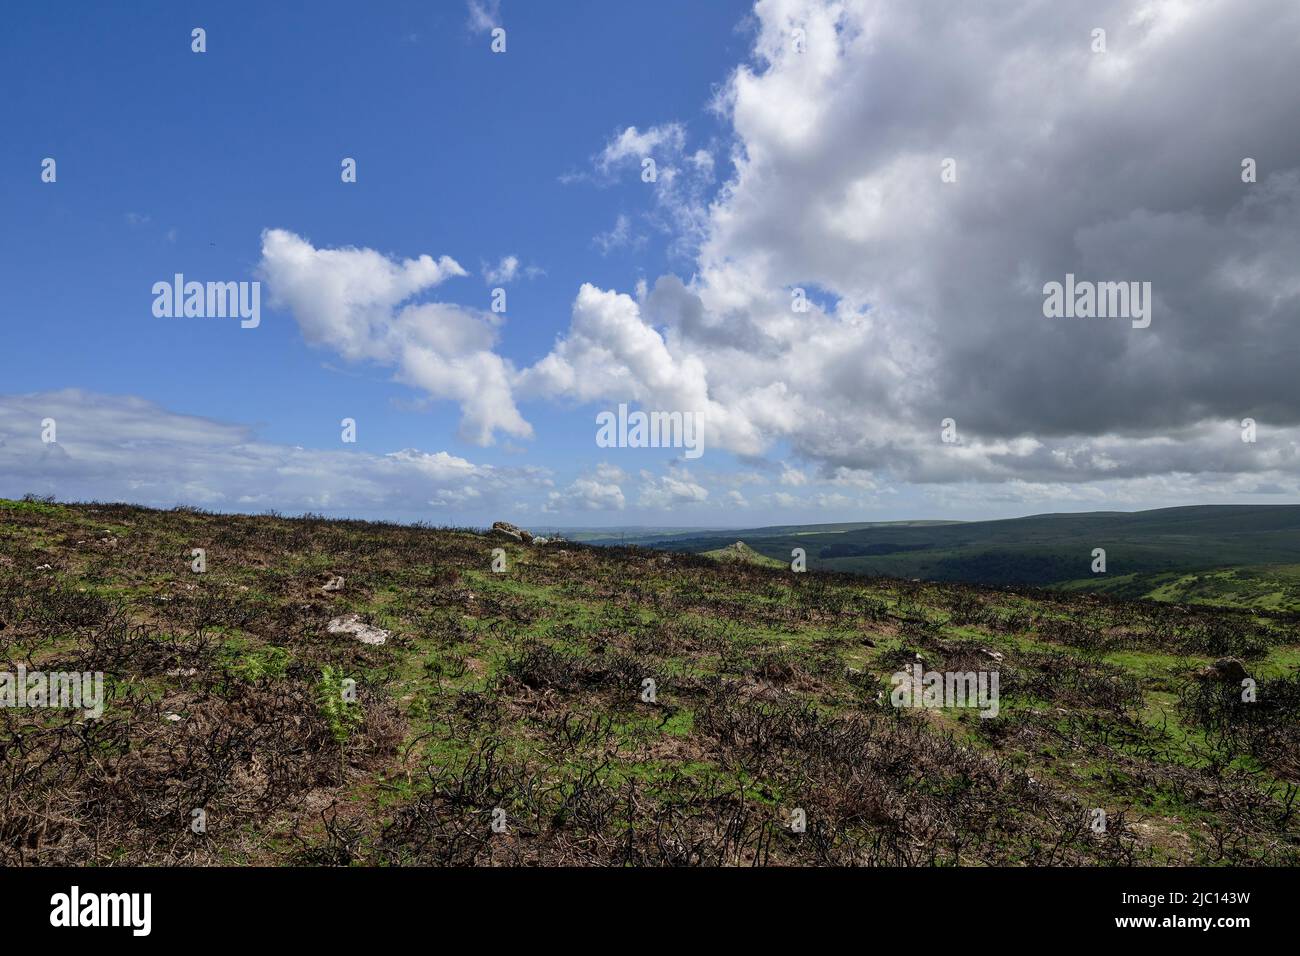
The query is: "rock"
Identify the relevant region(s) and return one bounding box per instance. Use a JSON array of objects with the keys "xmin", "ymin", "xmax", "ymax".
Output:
[
  {"xmin": 327, "ymin": 613, "xmax": 390, "ymax": 646},
  {"xmin": 166, "ymin": 667, "xmax": 198, "ymax": 677},
  {"xmin": 1194, "ymin": 657, "xmax": 1249, "ymax": 683},
  {"xmin": 533, "ymin": 536, "xmax": 549, "ymax": 545},
  {"xmin": 322, "ymin": 575, "xmax": 345, "ymax": 593},
  {"xmin": 491, "ymin": 521, "xmax": 533, "ymax": 544}
]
